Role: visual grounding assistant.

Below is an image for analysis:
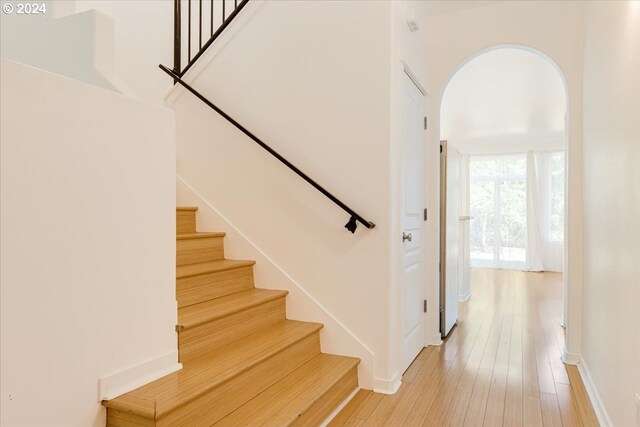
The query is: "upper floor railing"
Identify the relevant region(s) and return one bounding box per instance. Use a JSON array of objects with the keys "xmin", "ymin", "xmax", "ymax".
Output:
[{"xmin": 173, "ymin": 0, "xmax": 250, "ymax": 77}]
